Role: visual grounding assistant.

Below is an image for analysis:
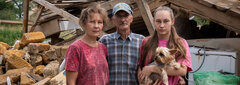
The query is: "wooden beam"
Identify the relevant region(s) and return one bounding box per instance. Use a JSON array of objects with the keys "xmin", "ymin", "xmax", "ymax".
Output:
[
  {"xmin": 30, "ymin": 6, "xmax": 44, "ymax": 32},
  {"xmin": 23, "ymin": 0, "xmax": 30, "ymax": 33},
  {"xmin": 167, "ymin": 0, "xmax": 240, "ymax": 33},
  {"xmin": 0, "ymin": 20, "xmax": 32, "ymax": 25},
  {"xmin": 135, "ymin": 0, "xmax": 155, "ymax": 35},
  {"xmin": 38, "ymin": 13, "xmax": 60, "ymax": 24},
  {"xmin": 33, "ymin": 0, "xmax": 80, "ymax": 26}
]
